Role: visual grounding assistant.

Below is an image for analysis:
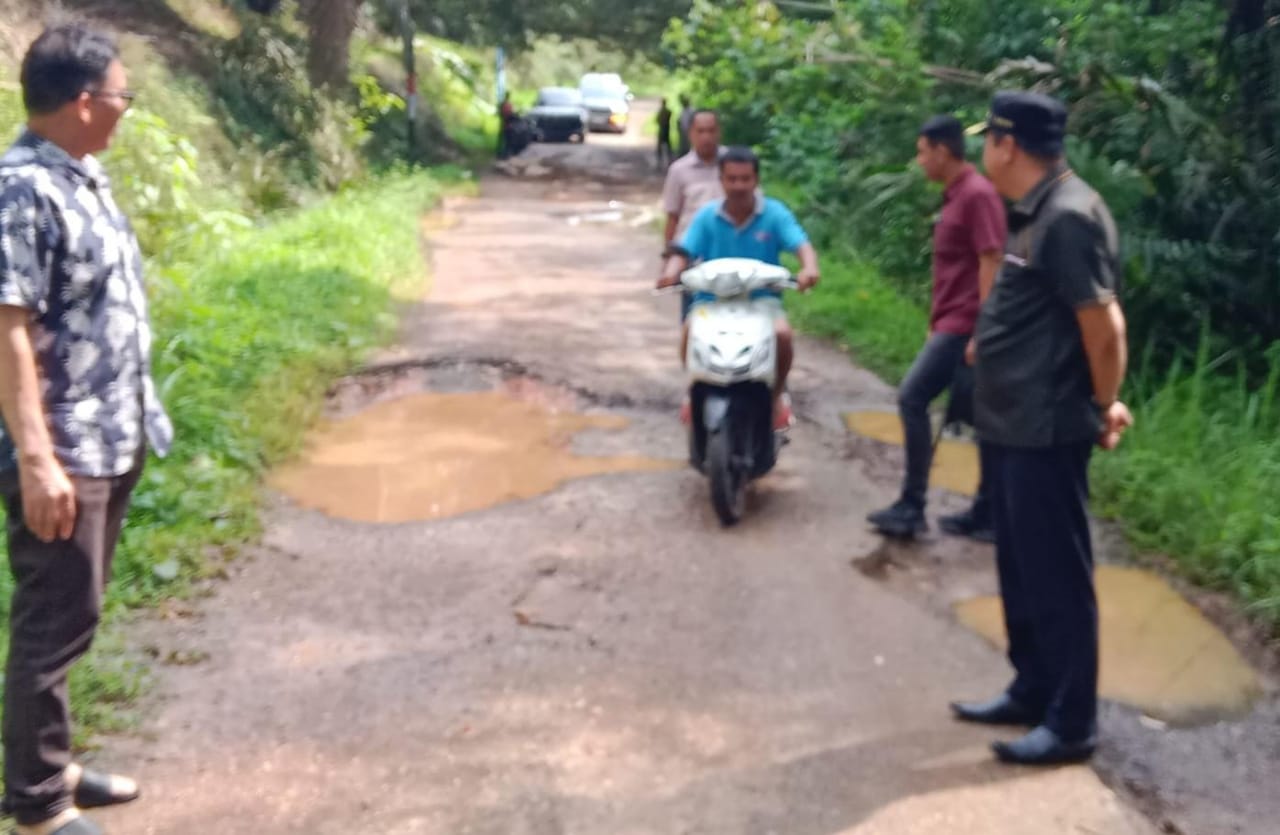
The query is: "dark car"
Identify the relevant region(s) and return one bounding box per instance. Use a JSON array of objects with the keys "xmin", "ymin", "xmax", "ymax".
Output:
[{"xmin": 528, "ymin": 87, "xmax": 588, "ymax": 143}]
